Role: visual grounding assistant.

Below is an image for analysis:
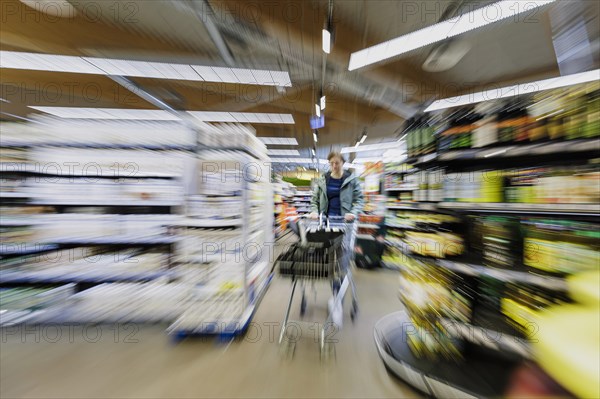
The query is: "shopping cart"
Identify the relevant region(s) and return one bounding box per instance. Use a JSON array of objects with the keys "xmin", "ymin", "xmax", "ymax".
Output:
[{"xmin": 276, "ymin": 214, "xmax": 359, "ymax": 355}]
